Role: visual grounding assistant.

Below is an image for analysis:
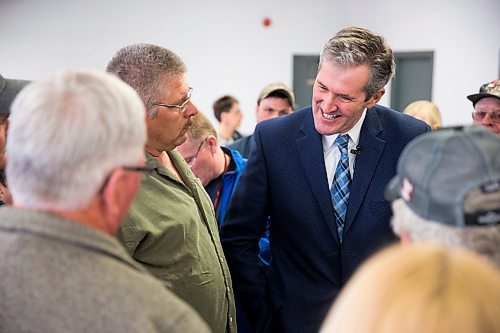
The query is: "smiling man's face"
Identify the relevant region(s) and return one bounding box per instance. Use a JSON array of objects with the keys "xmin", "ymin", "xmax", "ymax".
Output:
[{"xmin": 312, "ymin": 61, "xmax": 383, "ymax": 135}]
